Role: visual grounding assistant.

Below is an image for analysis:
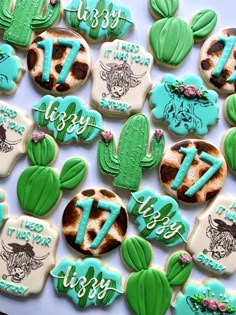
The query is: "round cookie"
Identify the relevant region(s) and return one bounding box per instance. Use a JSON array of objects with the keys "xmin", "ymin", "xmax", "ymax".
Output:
[
  {"xmin": 160, "ymin": 140, "xmax": 227, "ymax": 203},
  {"xmin": 27, "ymin": 28, "xmax": 91, "ymax": 95},
  {"xmin": 200, "ymin": 28, "xmax": 236, "ymax": 94},
  {"xmin": 150, "ymin": 74, "xmax": 219, "ymax": 136},
  {"xmin": 62, "ymin": 188, "xmax": 128, "ymax": 256},
  {"xmin": 223, "ymin": 94, "xmax": 236, "ymax": 126},
  {"xmin": 221, "ymin": 127, "xmax": 236, "ymax": 173}
]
